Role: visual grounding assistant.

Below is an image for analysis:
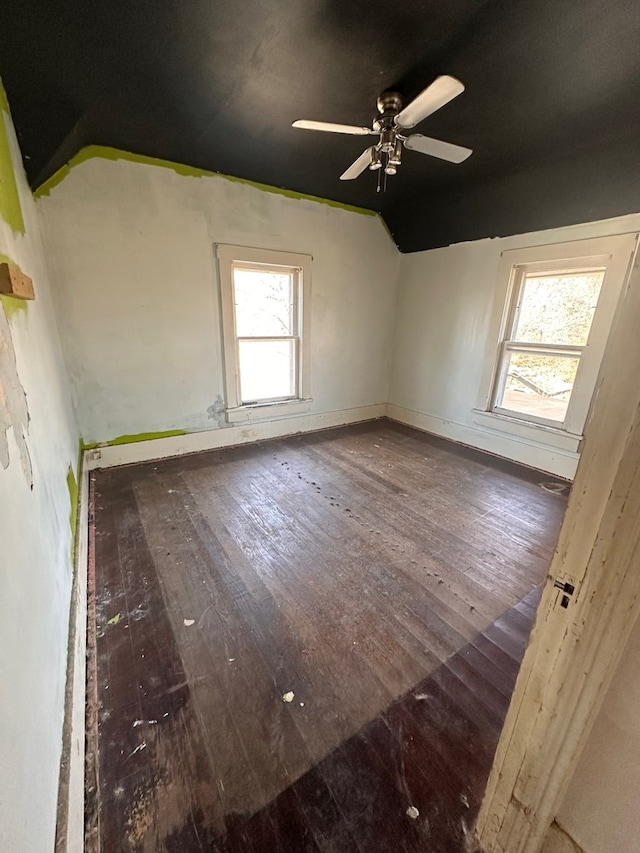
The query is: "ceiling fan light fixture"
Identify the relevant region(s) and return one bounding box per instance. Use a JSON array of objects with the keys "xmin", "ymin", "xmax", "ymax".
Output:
[
  {"xmin": 385, "ymin": 163, "xmax": 397, "ymax": 176},
  {"xmin": 389, "ymin": 139, "xmax": 403, "ymax": 166},
  {"xmin": 380, "ymin": 128, "xmax": 395, "ymax": 153},
  {"xmin": 369, "ymin": 148, "xmax": 382, "ymax": 170}
]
